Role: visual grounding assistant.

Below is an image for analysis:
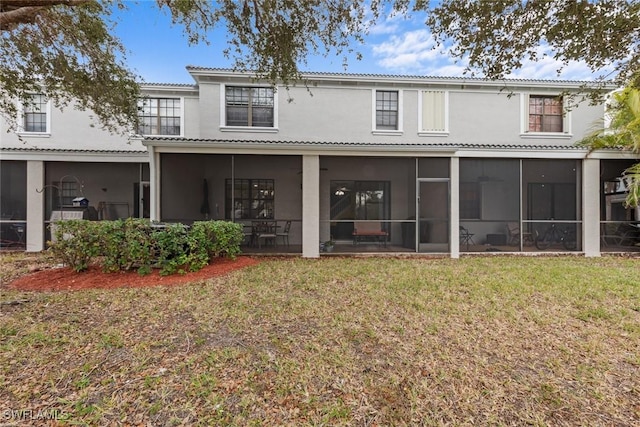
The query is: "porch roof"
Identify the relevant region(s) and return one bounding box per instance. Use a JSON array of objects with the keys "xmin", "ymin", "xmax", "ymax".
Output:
[
  {"xmin": 142, "ymin": 137, "xmax": 639, "ymax": 160},
  {"xmin": 0, "ymin": 146, "xmax": 149, "ymax": 162},
  {"xmin": 143, "ymin": 136, "xmax": 590, "ymax": 151},
  {"xmin": 0, "ymin": 147, "xmax": 147, "ymax": 154}
]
